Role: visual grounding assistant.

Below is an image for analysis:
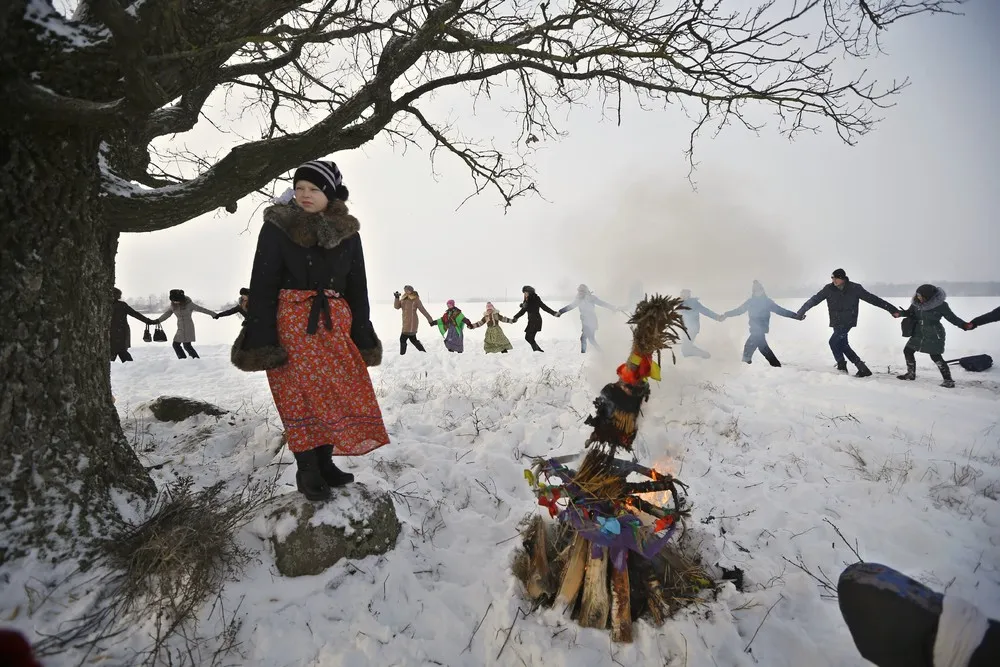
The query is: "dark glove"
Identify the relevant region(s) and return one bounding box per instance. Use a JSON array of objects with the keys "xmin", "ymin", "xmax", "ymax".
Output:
[{"xmin": 394, "ymin": 291, "xmax": 401, "ymax": 298}]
